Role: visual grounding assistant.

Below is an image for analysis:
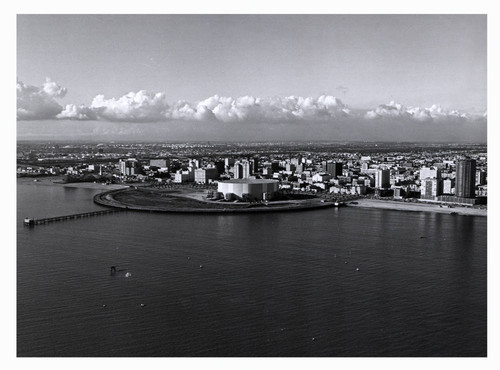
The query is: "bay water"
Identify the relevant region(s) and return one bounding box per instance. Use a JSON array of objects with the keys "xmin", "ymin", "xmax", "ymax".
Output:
[{"xmin": 17, "ymin": 179, "xmax": 487, "ymax": 356}]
